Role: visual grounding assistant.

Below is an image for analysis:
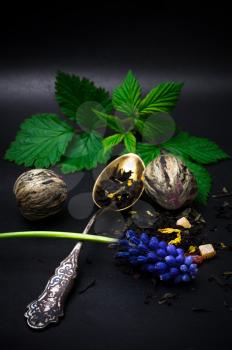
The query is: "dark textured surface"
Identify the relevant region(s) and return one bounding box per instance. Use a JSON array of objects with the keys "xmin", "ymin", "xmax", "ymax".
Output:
[{"xmin": 0, "ymin": 4, "xmax": 232, "ymax": 350}]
